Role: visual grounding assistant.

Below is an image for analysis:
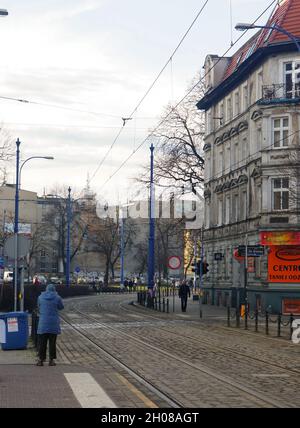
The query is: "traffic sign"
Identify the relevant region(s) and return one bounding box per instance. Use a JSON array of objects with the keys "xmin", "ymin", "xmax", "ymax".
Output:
[
  {"xmin": 238, "ymin": 245, "xmax": 264, "ymax": 257},
  {"xmin": 75, "ymin": 267, "xmax": 81, "ymax": 273},
  {"xmin": 168, "ymin": 256, "xmax": 181, "ymax": 270},
  {"xmin": 4, "ymin": 236, "xmax": 30, "ymax": 259}
]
